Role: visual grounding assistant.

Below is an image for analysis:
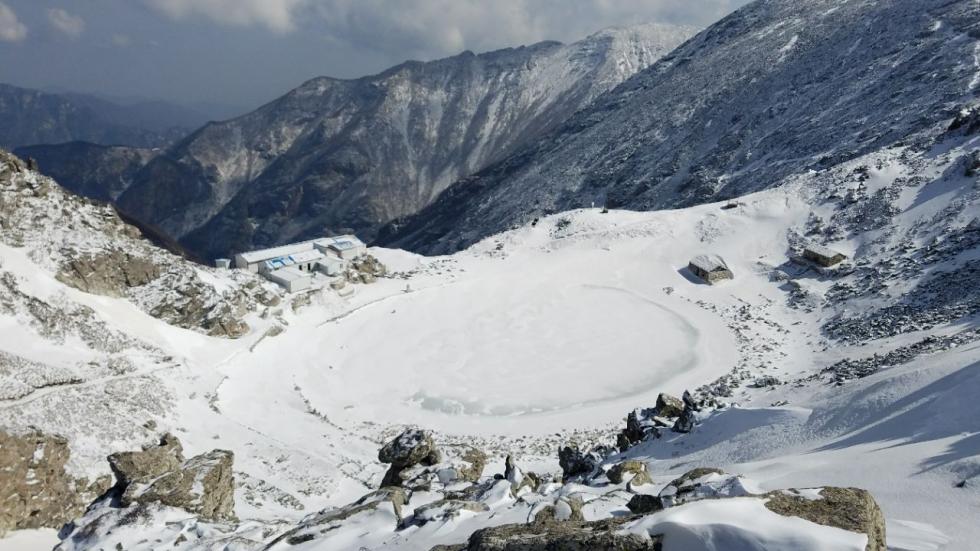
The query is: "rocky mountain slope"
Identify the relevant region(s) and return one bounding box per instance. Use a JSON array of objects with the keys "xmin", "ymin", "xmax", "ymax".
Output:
[
  {"xmin": 1, "ymin": 97, "xmax": 978, "ymax": 547},
  {"xmin": 0, "ymin": 84, "xmax": 192, "ymax": 149},
  {"xmin": 103, "ymin": 24, "xmax": 692, "ymax": 261},
  {"xmin": 0, "ymin": 149, "xmax": 279, "ymax": 338},
  {"xmin": 13, "ymin": 142, "xmax": 155, "ymax": 202},
  {"xmin": 378, "ymin": 0, "xmax": 980, "ymax": 254}
]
